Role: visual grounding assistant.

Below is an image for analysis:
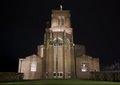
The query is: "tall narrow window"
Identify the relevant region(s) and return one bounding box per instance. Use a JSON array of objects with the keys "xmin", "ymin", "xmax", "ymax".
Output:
[
  {"xmin": 61, "ymin": 18, "xmax": 64, "ymax": 26},
  {"xmin": 58, "ymin": 16, "xmax": 61, "ymax": 26}
]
